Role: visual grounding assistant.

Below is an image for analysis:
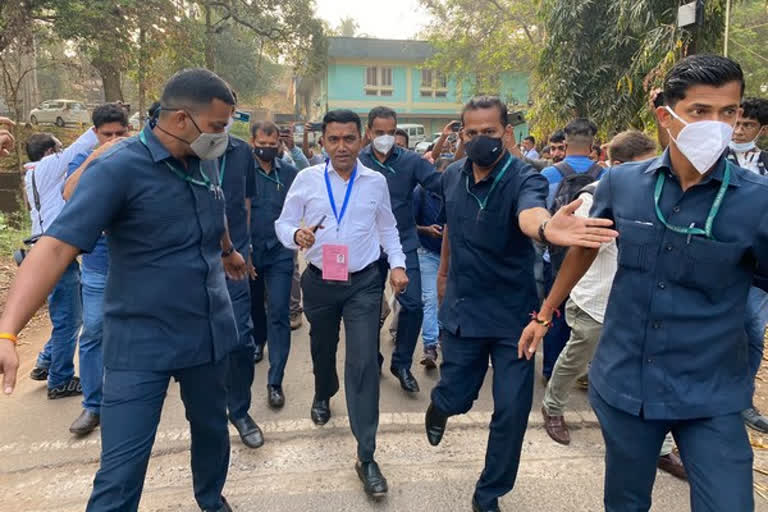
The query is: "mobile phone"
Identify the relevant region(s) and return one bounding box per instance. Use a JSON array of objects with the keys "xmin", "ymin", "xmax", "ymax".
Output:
[
  {"xmin": 309, "ymin": 122, "xmax": 323, "ymax": 132},
  {"xmin": 312, "ymin": 215, "xmax": 326, "ymax": 232},
  {"xmin": 450, "ymin": 121, "xmax": 461, "ymax": 132},
  {"xmin": 233, "ymin": 110, "xmax": 251, "ymax": 123}
]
